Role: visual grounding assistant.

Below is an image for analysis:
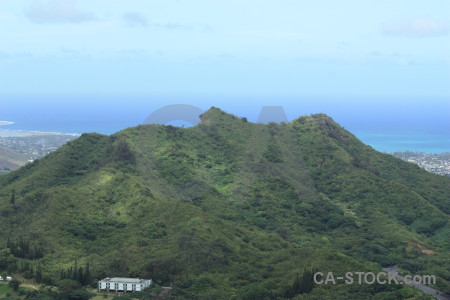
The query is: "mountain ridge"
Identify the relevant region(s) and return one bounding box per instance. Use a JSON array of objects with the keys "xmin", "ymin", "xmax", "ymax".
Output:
[{"xmin": 0, "ymin": 108, "xmax": 449, "ymax": 299}]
